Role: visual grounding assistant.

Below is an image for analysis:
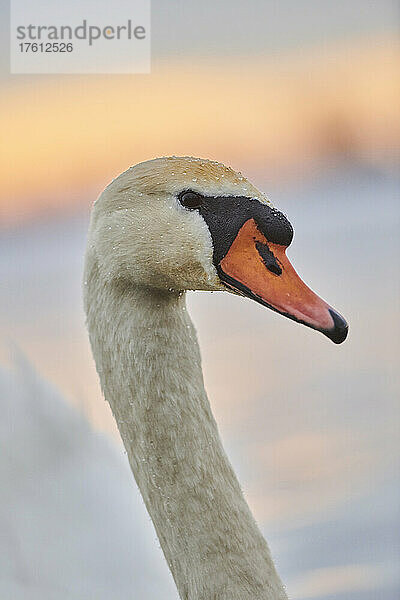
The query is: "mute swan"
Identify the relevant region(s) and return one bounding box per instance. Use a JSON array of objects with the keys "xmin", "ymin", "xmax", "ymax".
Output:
[{"xmin": 83, "ymin": 156, "xmax": 348, "ymax": 600}]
